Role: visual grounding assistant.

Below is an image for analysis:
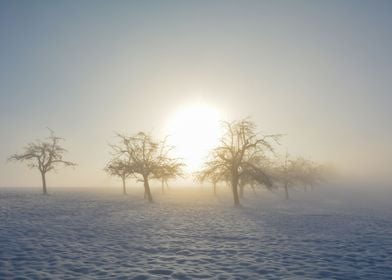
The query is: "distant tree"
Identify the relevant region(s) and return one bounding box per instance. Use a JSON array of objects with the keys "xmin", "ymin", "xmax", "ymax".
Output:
[
  {"xmin": 196, "ymin": 165, "xmax": 228, "ymax": 196},
  {"xmin": 238, "ymin": 154, "xmax": 275, "ymax": 198},
  {"xmin": 238, "ymin": 173, "xmax": 256, "ymax": 198},
  {"xmin": 276, "ymin": 152, "xmax": 296, "ymax": 200},
  {"xmin": 277, "ymin": 154, "xmax": 324, "ymax": 199},
  {"xmin": 156, "ymin": 160, "xmax": 184, "ymax": 193},
  {"xmin": 201, "ymin": 119, "xmax": 280, "ymax": 206},
  {"xmin": 8, "ymin": 129, "xmax": 76, "ymax": 195},
  {"xmin": 112, "ymin": 132, "xmax": 183, "ymax": 202},
  {"xmin": 154, "ymin": 137, "xmax": 184, "ymax": 193},
  {"xmin": 290, "ymin": 157, "xmax": 324, "ymax": 191},
  {"xmin": 105, "ymin": 158, "xmax": 132, "ymax": 195}
]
